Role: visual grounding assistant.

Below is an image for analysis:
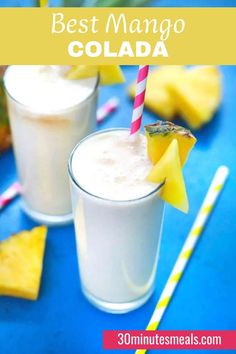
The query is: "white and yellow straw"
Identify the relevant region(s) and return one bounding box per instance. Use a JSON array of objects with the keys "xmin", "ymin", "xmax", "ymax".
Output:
[{"xmin": 136, "ymin": 165, "xmax": 229, "ymax": 354}]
